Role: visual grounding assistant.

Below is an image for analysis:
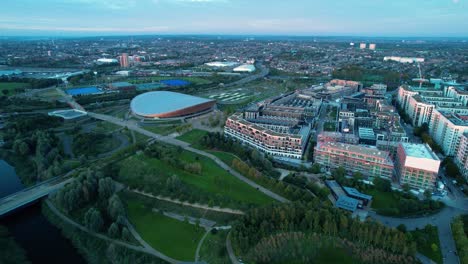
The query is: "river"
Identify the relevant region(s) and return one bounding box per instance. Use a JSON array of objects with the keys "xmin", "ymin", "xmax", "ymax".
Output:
[{"xmin": 0, "ymin": 160, "xmax": 86, "ymax": 264}]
